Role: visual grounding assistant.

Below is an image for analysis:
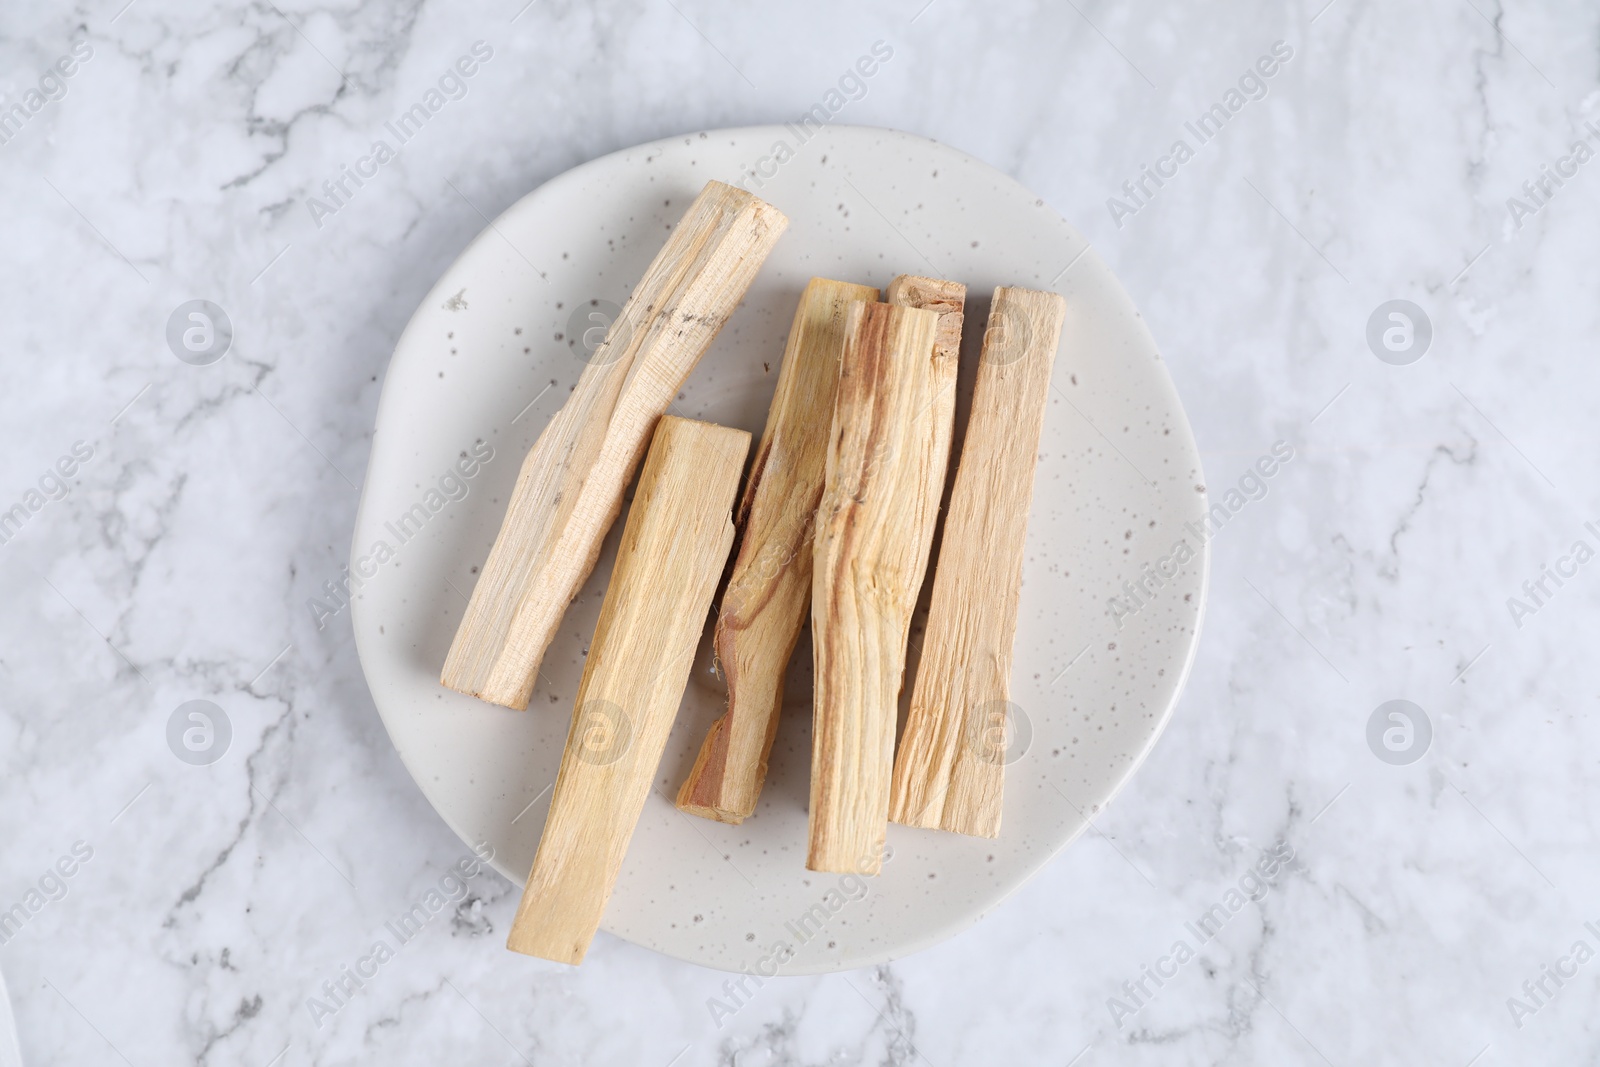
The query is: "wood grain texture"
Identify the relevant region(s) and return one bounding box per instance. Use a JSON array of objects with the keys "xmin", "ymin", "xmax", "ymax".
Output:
[
  {"xmin": 886, "ymin": 274, "xmax": 966, "ymax": 374},
  {"xmin": 807, "ymin": 298, "xmax": 955, "ymax": 875},
  {"xmin": 888, "ymin": 286, "xmax": 1067, "ymax": 838},
  {"xmin": 506, "ymin": 416, "xmax": 749, "ymax": 964},
  {"xmin": 677, "ymin": 278, "xmax": 881, "ymax": 824},
  {"xmin": 442, "ymin": 180, "xmax": 787, "ymax": 709}
]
